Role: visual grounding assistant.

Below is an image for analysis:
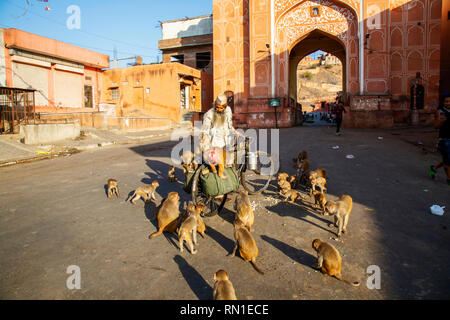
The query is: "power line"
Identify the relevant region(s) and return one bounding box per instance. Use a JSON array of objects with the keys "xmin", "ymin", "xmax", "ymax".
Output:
[{"xmin": 4, "ymin": 0, "xmax": 161, "ymax": 53}]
